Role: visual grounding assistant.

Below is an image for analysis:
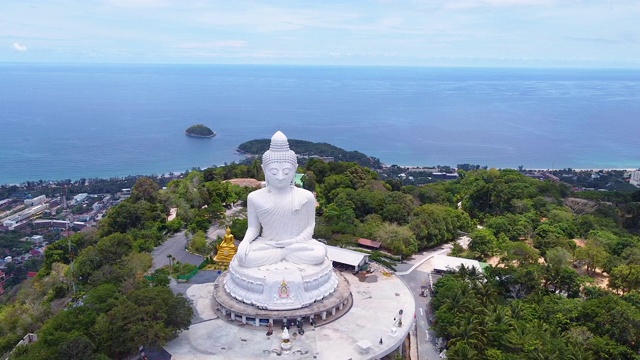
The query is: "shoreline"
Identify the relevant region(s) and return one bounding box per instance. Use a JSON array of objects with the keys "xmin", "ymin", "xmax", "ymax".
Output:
[
  {"xmin": 2, "ymin": 165, "xmax": 638, "ymax": 189},
  {"xmin": 185, "ymin": 132, "xmax": 216, "ymax": 138}
]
